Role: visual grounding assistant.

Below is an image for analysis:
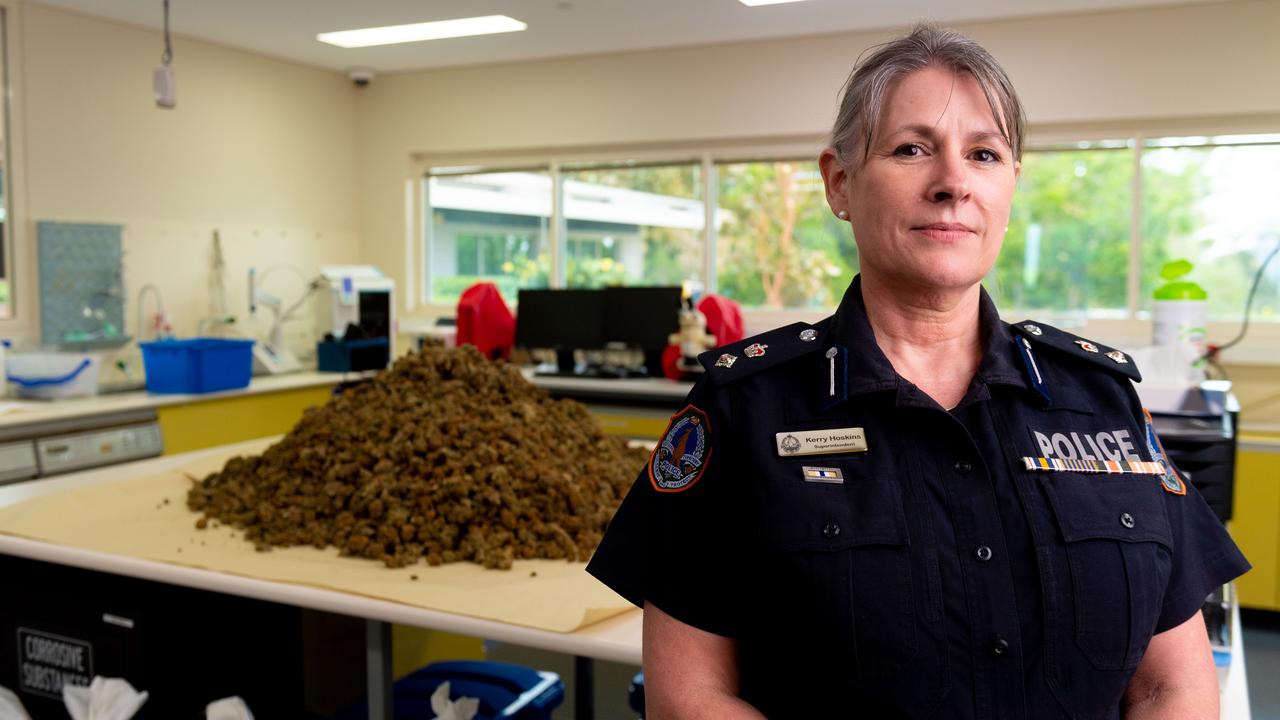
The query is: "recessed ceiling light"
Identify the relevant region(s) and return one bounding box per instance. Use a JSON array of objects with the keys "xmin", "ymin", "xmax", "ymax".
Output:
[
  {"xmin": 738, "ymin": 0, "xmax": 812, "ymax": 5},
  {"xmin": 317, "ymin": 15, "xmax": 527, "ymax": 48}
]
